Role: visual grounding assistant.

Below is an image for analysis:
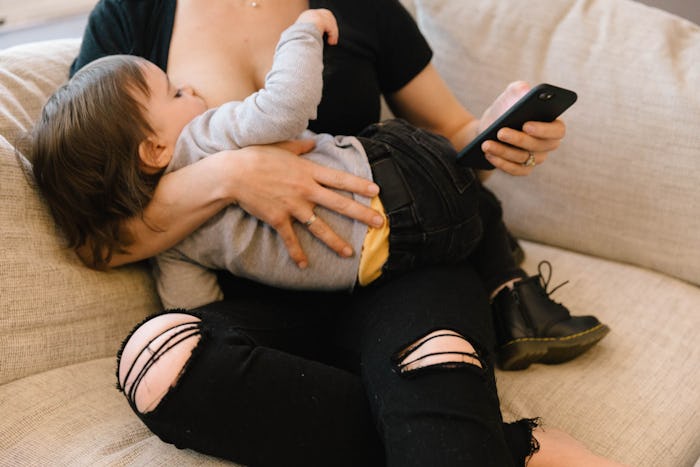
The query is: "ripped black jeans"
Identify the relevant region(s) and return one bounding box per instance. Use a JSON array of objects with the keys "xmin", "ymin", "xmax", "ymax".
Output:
[{"xmin": 118, "ymin": 263, "xmax": 538, "ymax": 467}]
